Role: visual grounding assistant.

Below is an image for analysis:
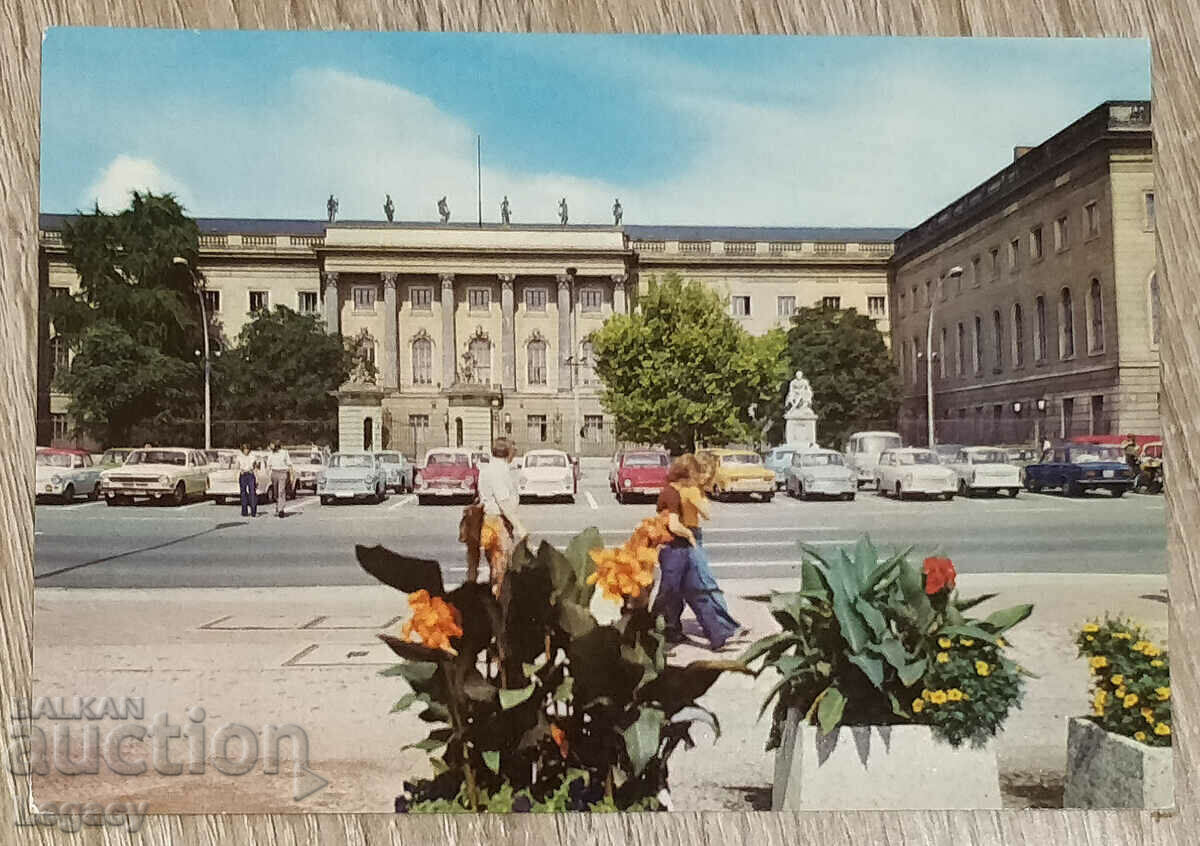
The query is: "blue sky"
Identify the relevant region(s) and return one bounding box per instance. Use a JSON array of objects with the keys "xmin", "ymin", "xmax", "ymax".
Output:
[{"xmin": 41, "ymin": 31, "xmax": 1150, "ymax": 227}]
